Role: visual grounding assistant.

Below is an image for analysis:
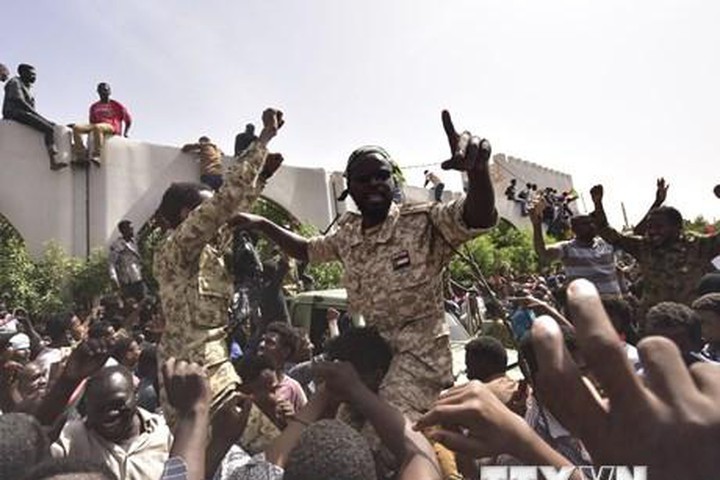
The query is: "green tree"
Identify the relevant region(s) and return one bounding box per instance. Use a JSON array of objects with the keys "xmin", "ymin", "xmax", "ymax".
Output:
[{"xmin": 448, "ymin": 220, "xmax": 538, "ymax": 288}]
